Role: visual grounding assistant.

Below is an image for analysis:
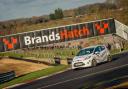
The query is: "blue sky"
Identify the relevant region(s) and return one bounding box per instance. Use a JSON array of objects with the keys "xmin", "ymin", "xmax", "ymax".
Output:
[{"xmin": 0, "ymin": 0, "xmax": 106, "ymax": 21}]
